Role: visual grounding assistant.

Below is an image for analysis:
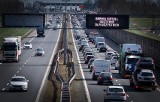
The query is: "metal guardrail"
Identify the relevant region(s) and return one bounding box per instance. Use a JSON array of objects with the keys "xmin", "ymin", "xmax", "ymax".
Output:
[{"xmin": 53, "ymin": 48, "xmax": 75, "ymax": 102}]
